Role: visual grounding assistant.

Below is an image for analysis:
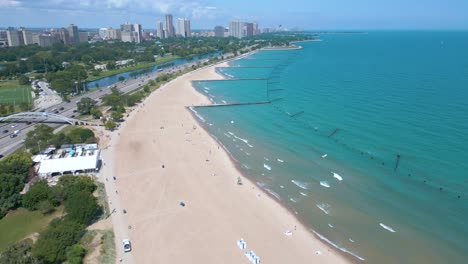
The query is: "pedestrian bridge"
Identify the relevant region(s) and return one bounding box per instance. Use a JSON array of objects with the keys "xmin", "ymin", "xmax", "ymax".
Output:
[{"xmin": 0, "ymin": 112, "xmax": 102, "ymax": 126}]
